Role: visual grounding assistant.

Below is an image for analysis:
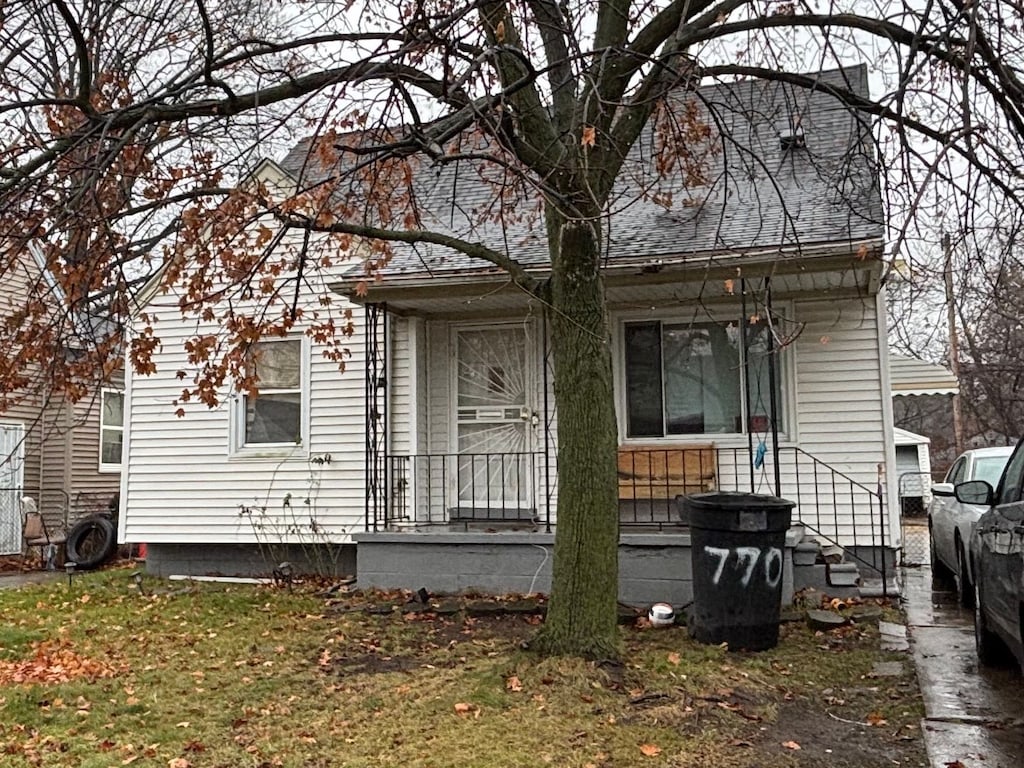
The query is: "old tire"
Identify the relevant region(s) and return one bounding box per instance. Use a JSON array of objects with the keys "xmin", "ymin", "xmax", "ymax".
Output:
[{"xmin": 65, "ymin": 515, "xmax": 117, "ymax": 571}]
